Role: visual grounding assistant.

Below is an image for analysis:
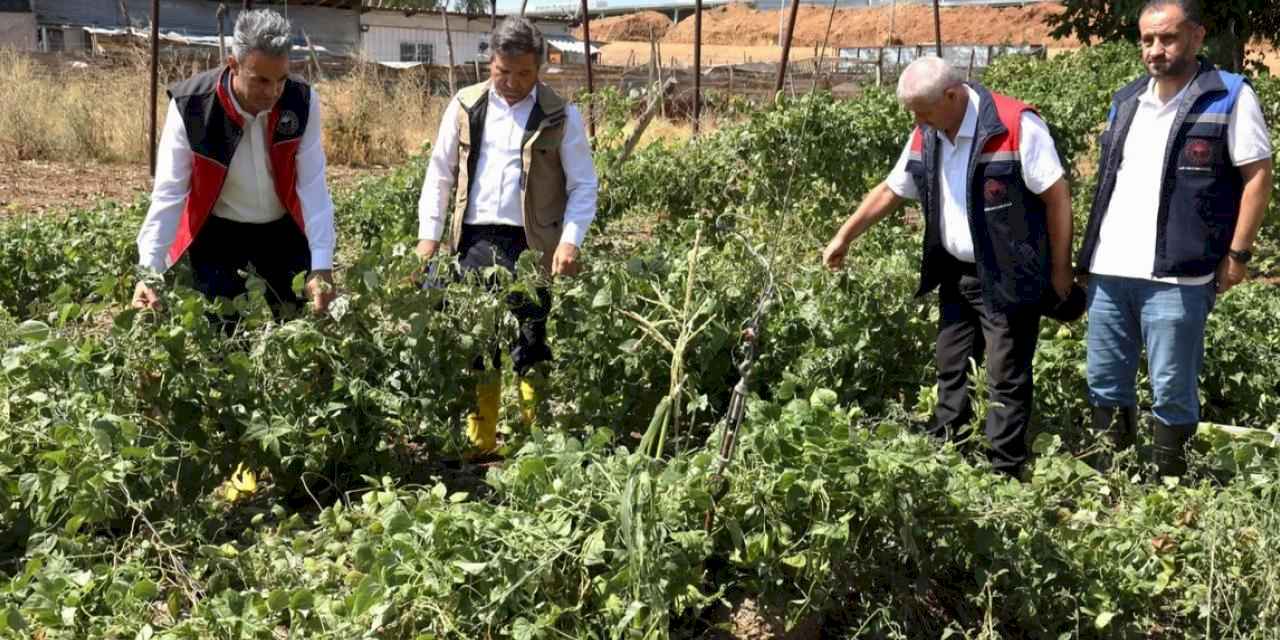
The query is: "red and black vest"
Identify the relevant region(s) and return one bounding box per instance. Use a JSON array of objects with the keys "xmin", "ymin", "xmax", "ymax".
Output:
[
  {"xmin": 905, "ymin": 84, "xmax": 1052, "ymax": 313},
  {"xmin": 165, "ymin": 66, "xmax": 311, "ymax": 267}
]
